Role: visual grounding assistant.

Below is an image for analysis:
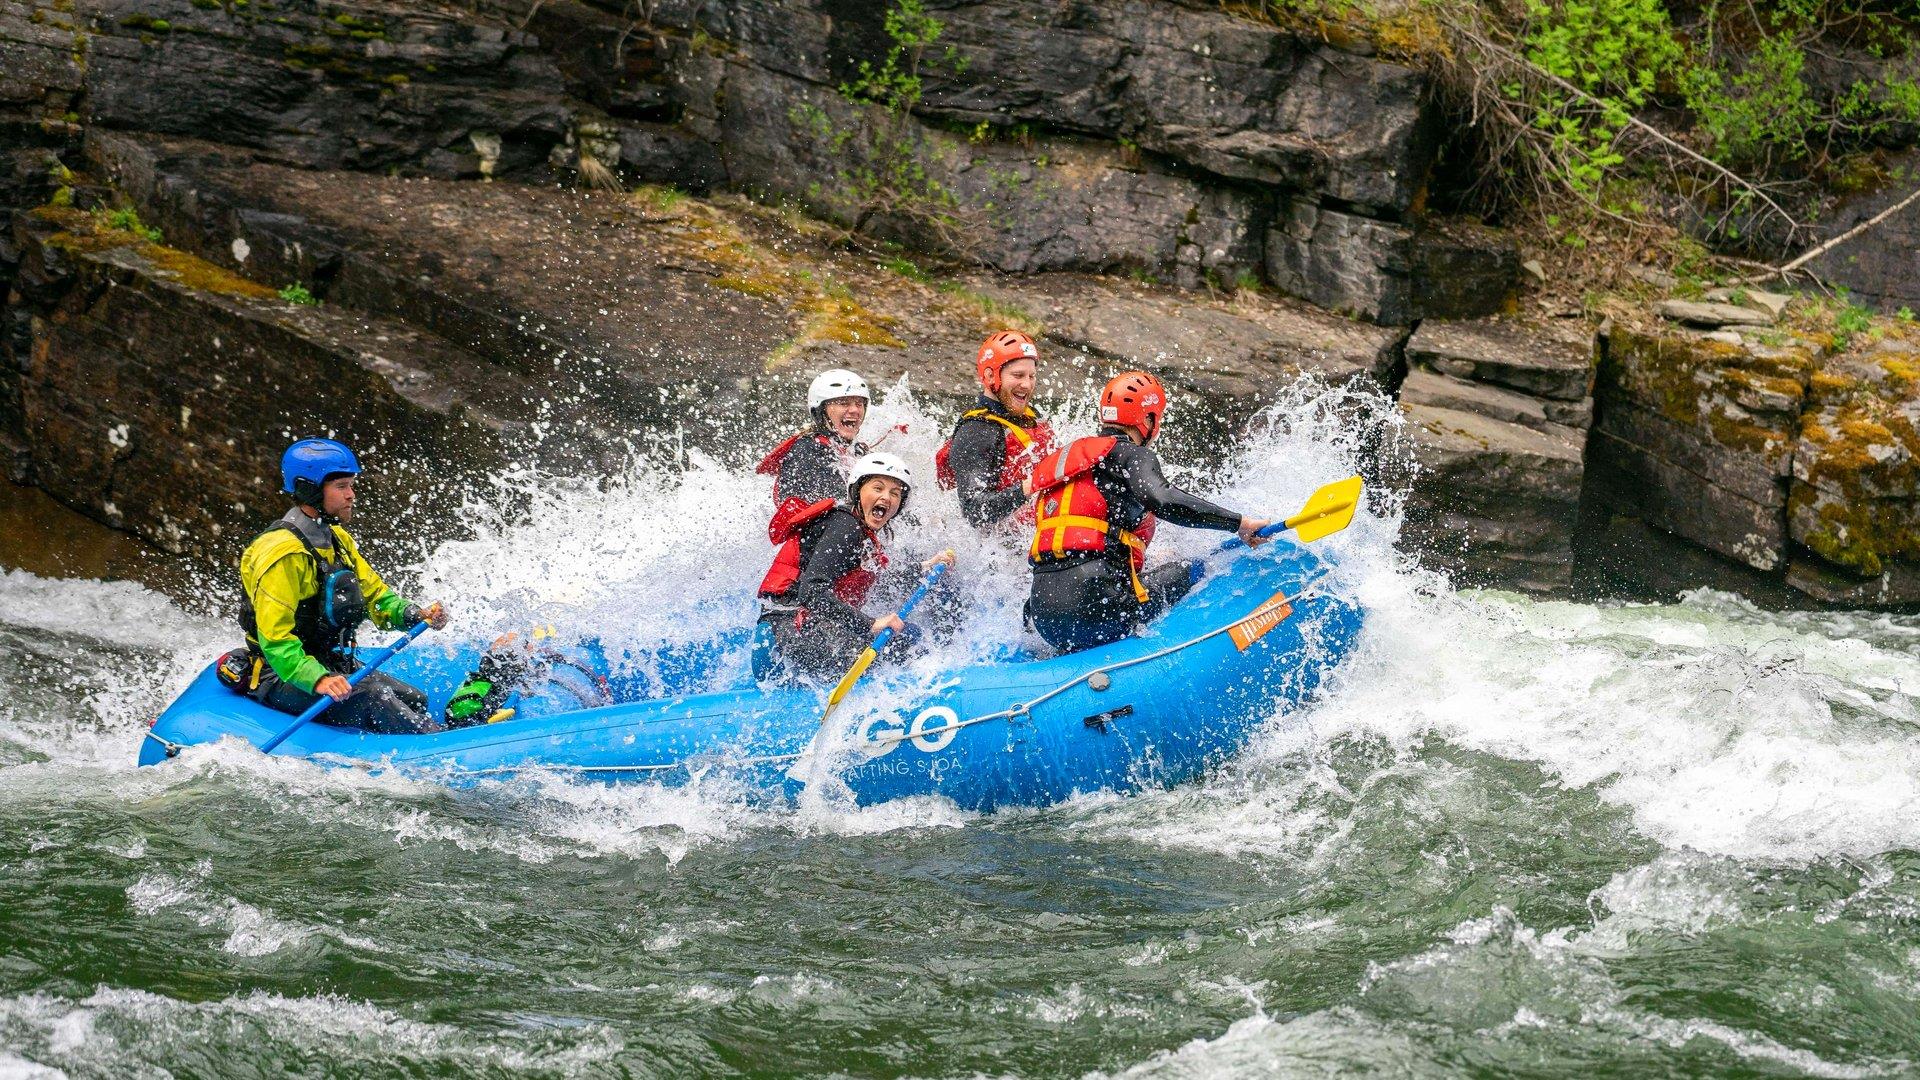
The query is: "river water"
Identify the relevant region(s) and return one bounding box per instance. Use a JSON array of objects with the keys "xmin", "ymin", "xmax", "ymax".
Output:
[{"xmin": 2, "ymin": 383, "xmax": 1918, "ymax": 1078}]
